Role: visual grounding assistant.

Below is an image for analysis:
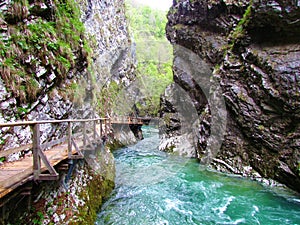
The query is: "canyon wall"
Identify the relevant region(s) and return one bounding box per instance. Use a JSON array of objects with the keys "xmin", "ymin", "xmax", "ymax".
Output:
[
  {"xmin": 160, "ymin": 0, "xmax": 300, "ymax": 192},
  {"xmin": 0, "ymin": 0, "xmax": 136, "ymax": 156},
  {"xmin": 0, "ymin": 0, "xmax": 135, "ymax": 223}
]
